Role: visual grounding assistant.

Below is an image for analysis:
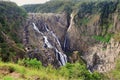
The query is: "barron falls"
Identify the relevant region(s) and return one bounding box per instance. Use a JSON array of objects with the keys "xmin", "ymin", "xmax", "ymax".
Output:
[
  {"xmin": 22, "ymin": 9, "xmax": 120, "ymax": 73},
  {"xmin": 23, "ymin": 13, "xmax": 69, "ymax": 67},
  {"xmin": 1, "ymin": 1, "xmax": 120, "ymax": 77}
]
